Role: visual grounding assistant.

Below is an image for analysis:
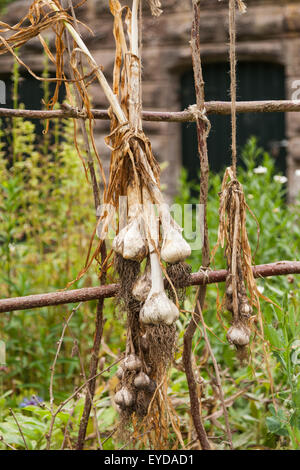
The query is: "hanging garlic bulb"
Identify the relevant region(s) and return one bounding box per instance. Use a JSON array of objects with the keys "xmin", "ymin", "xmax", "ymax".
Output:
[
  {"xmin": 159, "ymin": 203, "xmax": 191, "ymax": 264},
  {"xmin": 112, "ymin": 216, "xmax": 147, "ymax": 261},
  {"xmin": 239, "ymin": 301, "xmax": 252, "ymax": 317},
  {"xmin": 134, "ymin": 371, "xmax": 151, "ymax": 389},
  {"xmin": 227, "ymin": 324, "xmax": 250, "ymax": 346},
  {"xmin": 140, "ymin": 251, "xmax": 179, "ymax": 325},
  {"xmin": 114, "ymin": 387, "xmax": 134, "ymax": 408},
  {"xmin": 112, "ymin": 181, "xmax": 147, "ymax": 261},
  {"xmin": 123, "ymin": 354, "xmax": 142, "ymax": 371},
  {"xmin": 161, "ymin": 226, "xmax": 191, "ymax": 264},
  {"xmin": 140, "ymin": 290, "xmax": 179, "ymax": 325},
  {"xmin": 132, "ymin": 259, "xmax": 152, "ymax": 302}
]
